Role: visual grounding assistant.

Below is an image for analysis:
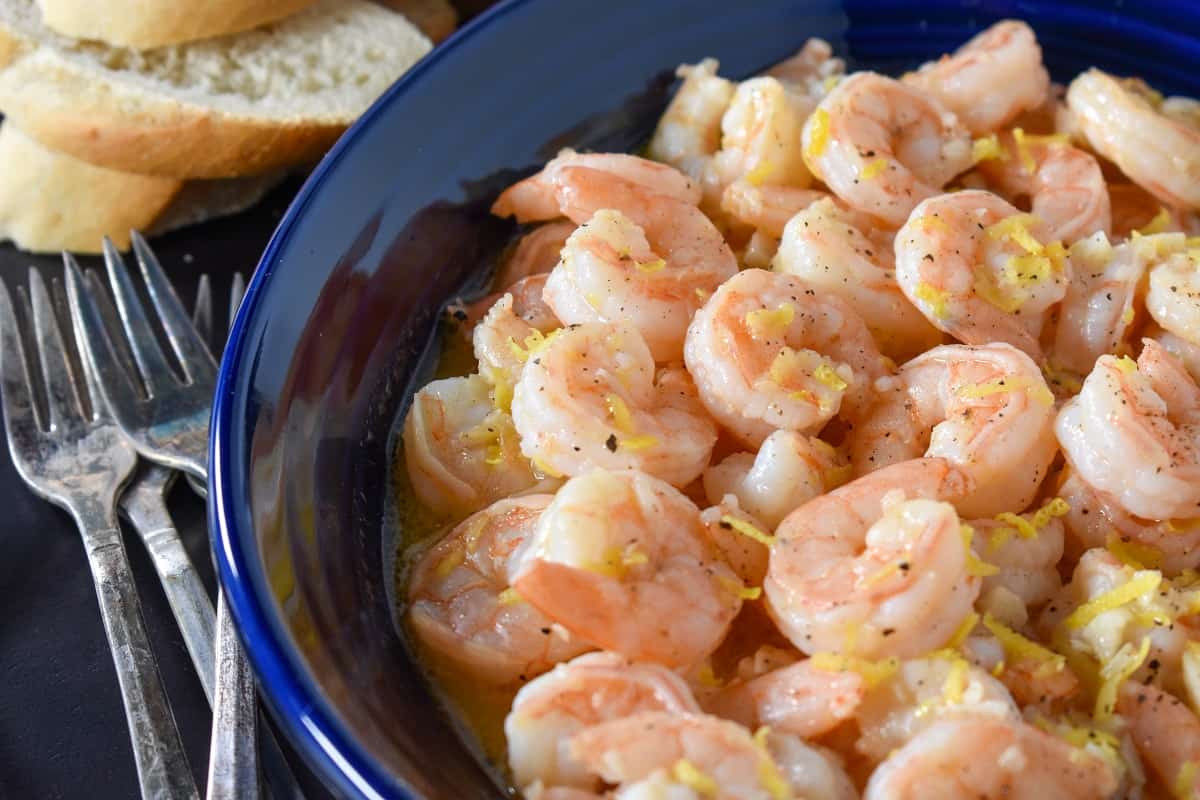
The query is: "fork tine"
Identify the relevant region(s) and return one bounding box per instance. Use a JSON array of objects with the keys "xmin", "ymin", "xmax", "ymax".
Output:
[
  {"xmin": 130, "ymin": 232, "xmax": 216, "ymax": 383},
  {"xmin": 51, "ymin": 275, "xmax": 99, "ymax": 421},
  {"xmin": 27, "ymin": 269, "xmax": 83, "ymax": 429},
  {"xmin": 0, "ymin": 280, "xmax": 40, "ymax": 437},
  {"xmin": 103, "ymin": 237, "xmax": 177, "ymax": 397},
  {"xmin": 64, "ymin": 254, "xmax": 138, "ymax": 417},
  {"xmin": 193, "ymin": 274, "xmax": 213, "ymax": 351}
]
